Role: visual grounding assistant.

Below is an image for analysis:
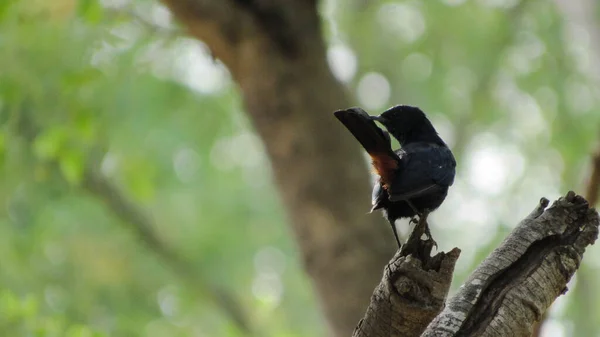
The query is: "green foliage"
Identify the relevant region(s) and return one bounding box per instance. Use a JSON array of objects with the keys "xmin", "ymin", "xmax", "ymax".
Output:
[
  {"xmin": 1, "ymin": 0, "xmax": 600, "ymax": 336},
  {"xmin": 0, "ymin": 290, "xmax": 104, "ymax": 337}
]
